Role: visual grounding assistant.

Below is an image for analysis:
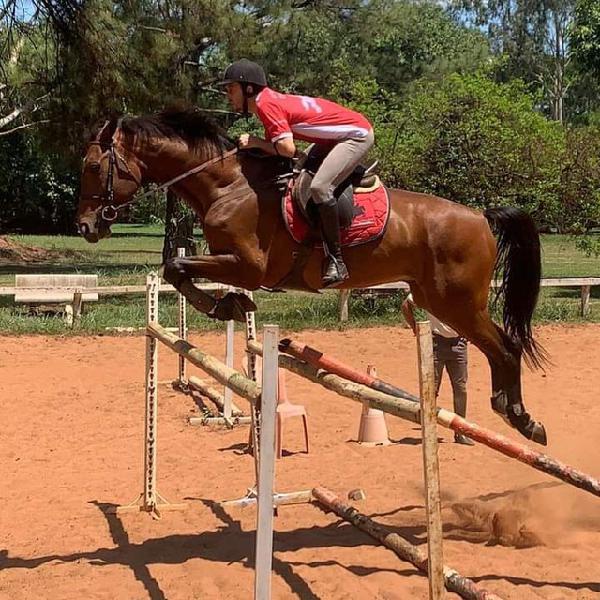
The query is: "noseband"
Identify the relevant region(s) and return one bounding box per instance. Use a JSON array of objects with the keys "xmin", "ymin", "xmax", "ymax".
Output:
[{"xmin": 84, "ymin": 123, "xmax": 238, "ymax": 224}]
